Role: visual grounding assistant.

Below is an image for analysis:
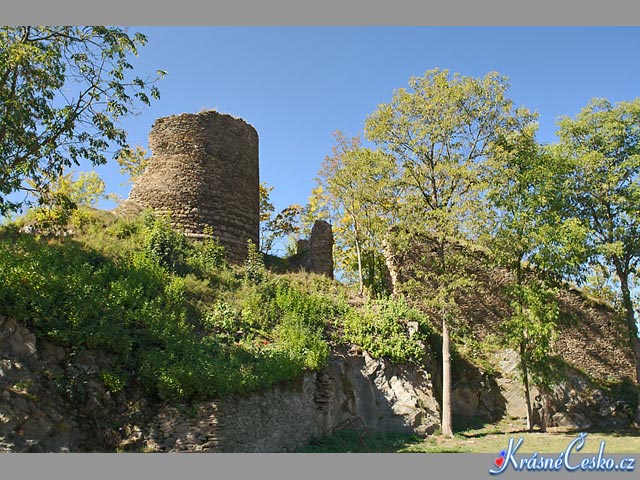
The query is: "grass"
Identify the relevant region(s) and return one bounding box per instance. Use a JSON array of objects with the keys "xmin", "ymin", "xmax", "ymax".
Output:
[
  {"xmin": 0, "ymin": 210, "xmax": 342, "ymax": 402},
  {"xmin": 298, "ymin": 423, "xmax": 640, "ymax": 454}
]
